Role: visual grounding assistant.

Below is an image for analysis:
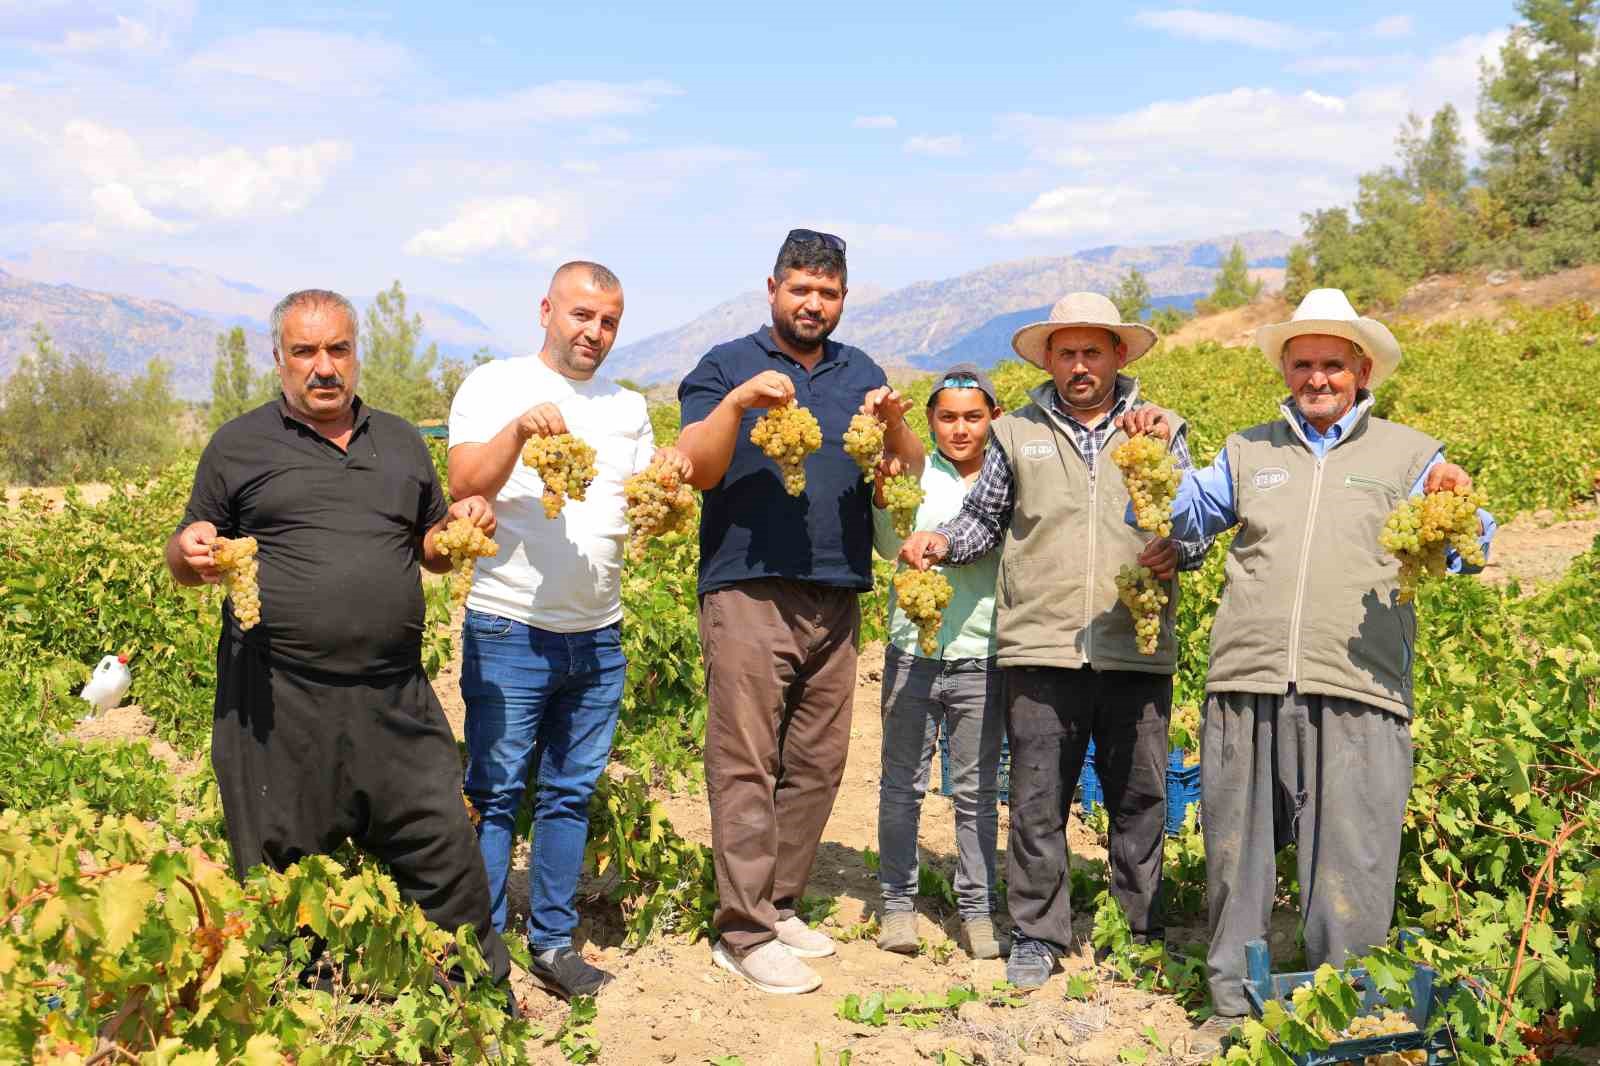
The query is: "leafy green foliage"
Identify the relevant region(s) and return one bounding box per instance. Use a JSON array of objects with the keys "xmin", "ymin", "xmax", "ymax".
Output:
[
  {"xmin": 1109, "ymin": 268, "xmax": 1152, "ymax": 323},
  {"xmin": 1195, "ymin": 243, "xmax": 1262, "ymax": 314},
  {"xmin": 209, "ymin": 326, "xmax": 277, "ymax": 430},
  {"xmin": 583, "ymin": 770, "xmax": 716, "ymax": 945},
  {"xmin": 835, "ymin": 983, "xmax": 1022, "ymax": 1030},
  {"xmin": 0, "ymin": 327, "xmax": 185, "ymax": 485},
  {"xmin": 360, "ymin": 281, "xmax": 446, "ymax": 422},
  {"xmin": 0, "ymin": 803, "xmax": 529, "ymax": 1064}
]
